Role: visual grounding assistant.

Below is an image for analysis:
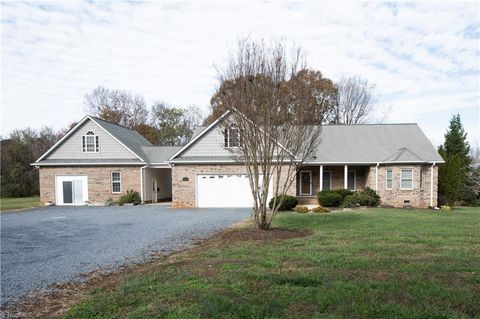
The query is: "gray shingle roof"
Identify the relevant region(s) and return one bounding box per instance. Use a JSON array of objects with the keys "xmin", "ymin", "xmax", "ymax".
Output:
[
  {"xmin": 312, "ymin": 124, "xmax": 443, "ymax": 163},
  {"xmin": 90, "ymin": 117, "xmax": 153, "ymax": 161},
  {"xmin": 34, "ymin": 159, "xmax": 145, "ymax": 165},
  {"xmin": 141, "ymin": 146, "xmax": 182, "ymax": 163},
  {"xmin": 172, "ymin": 122, "xmax": 443, "ymax": 164}
]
